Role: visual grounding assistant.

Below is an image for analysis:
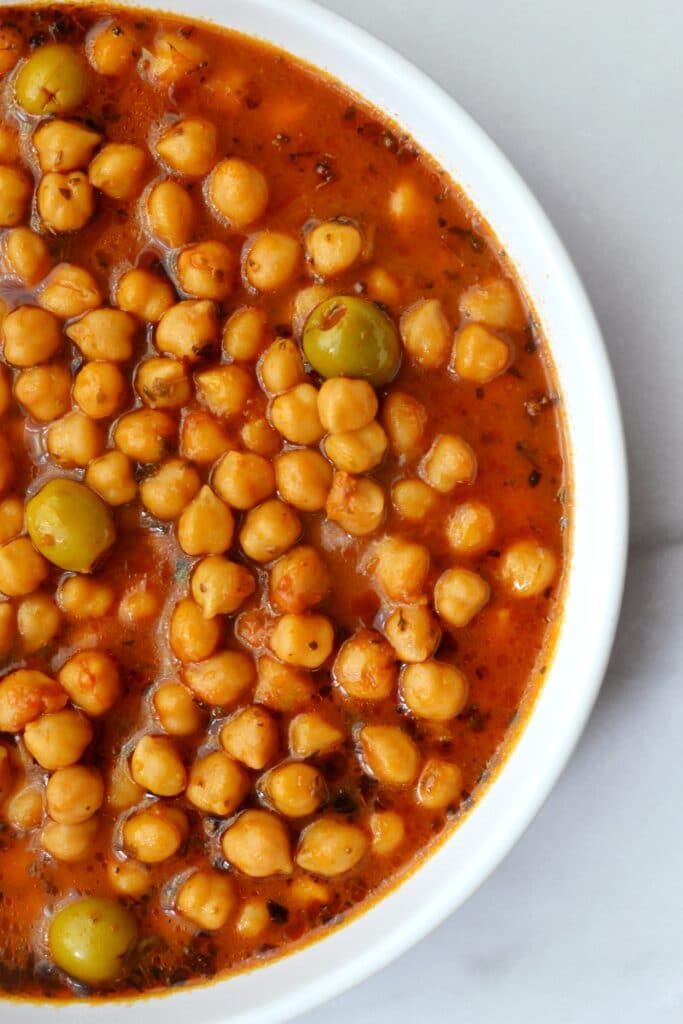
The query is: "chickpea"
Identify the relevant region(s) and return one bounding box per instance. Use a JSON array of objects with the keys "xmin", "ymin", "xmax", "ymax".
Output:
[
  {"xmin": 106, "ymin": 759, "xmax": 143, "ymax": 811},
  {"xmin": 324, "ymin": 420, "xmax": 387, "ymax": 474},
  {"xmin": 333, "ymin": 629, "xmax": 397, "ymax": 701},
  {"xmin": 326, "ymin": 471, "xmax": 385, "ymax": 536},
  {"xmin": 269, "ymin": 545, "xmax": 330, "ymax": 614},
  {"xmin": 0, "ymin": 669, "xmax": 67, "ymax": 734},
  {"xmin": 153, "ymin": 682, "xmax": 202, "ymax": 737},
  {"xmin": 291, "ymin": 283, "xmax": 334, "ymax": 337},
  {"xmin": 254, "ymin": 656, "xmax": 314, "ymax": 713},
  {"xmin": 41, "ymin": 816, "xmax": 99, "ymax": 862},
  {"xmin": 0, "ymin": 601, "xmax": 15, "ymax": 655},
  {"xmin": 417, "ymin": 758, "xmax": 462, "ymax": 809},
  {"xmin": 317, "ymin": 377, "xmax": 377, "ymax": 434},
  {"xmin": 88, "ymin": 20, "xmax": 139, "ymax": 76},
  {"xmin": 46, "ymin": 765, "xmax": 104, "ymax": 824},
  {"xmin": 170, "ymin": 597, "xmax": 221, "ymax": 663},
  {"xmin": 263, "ymin": 762, "xmax": 326, "ymax": 818},
  {"xmin": 140, "ymin": 459, "xmax": 201, "ymax": 521},
  {"xmin": 420, "ymin": 433, "xmax": 477, "ymax": 493},
  {"xmin": 58, "ymin": 649, "xmax": 121, "ymax": 717},
  {"xmin": 259, "ymin": 337, "xmax": 306, "ymax": 395},
  {"xmin": 155, "ymin": 117, "xmax": 216, "ymax": 176},
  {"xmin": 223, "ymin": 307, "xmax": 267, "ymax": 362},
  {"xmin": 289, "ymin": 875, "xmax": 330, "ymax": 907},
  {"xmin": 239, "ymin": 499, "xmax": 301, "ymax": 563},
  {"xmin": 177, "ymin": 240, "xmax": 235, "ymax": 301},
  {"xmin": 2, "ymin": 306, "xmax": 62, "ymax": 367},
  {"xmin": 47, "ymin": 411, "xmax": 104, "ymax": 467},
  {"xmin": 220, "ymin": 705, "xmax": 278, "ymax": 770},
  {"xmin": 275, "ymin": 450, "xmax": 332, "ymax": 512},
  {"xmin": 499, "ymin": 539, "xmax": 557, "ymax": 597},
  {"xmin": 0, "ymin": 495, "xmax": 23, "ymax": 545},
  {"xmin": 14, "ymin": 363, "xmax": 71, "ymax": 423},
  {"xmin": 296, "ymin": 817, "xmax": 368, "ymax": 876},
  {"xmin": 177, "ymin": 869, "xmax": 236, "ymax": 931},
  {"xmin": 33, "ymin": 119, "xmax": 101, "ymax": 173},
  {"xmin": 156, "ymin": 298, "xmax": 217, "ymax": 361},
  {"xmin": 123, "ymin": 805, "xmax": 187, "ymax": 863},
  {"xmin": 270, "ymin": 384, "xmax": 323, "ymax": 447},
  {"xmin": 0, "ymin": 25, "xmax": 24, "ymax": 75},
  {"xmin": 240, "ymin": 413, "xmax": 281, "ymax": 457},
  {"xmin": 235, "ymin": 898, "xmax": 269, "ymax": 939},
  {"xmin": 114, "ymin": 409, "xmax": 176, "ymax": 463},
  {"xmin": 391, "ymin": 478, "xmax": 438, "ymax": 523},
  {"xmin": 118, "ymin": 585, "xmax": 160, "ymax": 624},
  {"xmin": 434, "ymin": 567, "xmax": 490, "ymax": 627},
  {"xmin": 73, "ymin": 361, "xmax": 127, "ymax": 420},
  {"xmin": 400, "ymin": 660, "xmax": 468, "ymax": 721},
  {"xmin": 385, "ymin": 605, "xmax": 441, "ymax": 663},
  {"xmin": 134, "ymin": 356, "xmax": 190, "ymax": 410},
  {"xmin": 14, "ymin": 43, "xmax": 89, "ymax": 116},
  {"xmin": 191, "ymin": 556, "xmax": 255, "ymax": 617},
  {"xmin": 288, "ymin": 712, "xmax": 343, "ymax": 759},
  {"xmin": 85, "ymin": 450, "xmax": 137, "ymax": 506},
  {"xmin": 58, "ymin": 575, "xmax": 114, "ymax": 620},
  {"xmin": 359, "ymin": 724, "xmax": 420, "ymax": 785},
  {"xmin": 38, "ymin": 171, "xmax": 94, "ymax": 232},
  {"xmin": 149, "ymin": 32, "xmax": 208, "ymax": 86},
  {"xmin": 387, "ymin": 180, "xmax": 428, "ymax": 225},
  {"xmin": 0, "ymin": 121, "xmax": 20, "ymax": 163},
  {"xmin": 106, "ymin": 858, "xmax": 151, "ymax": 899},
  {"xmin": 381, "ymin": 391, "xmax": 427, "ymax": 456},
  {"xmin": 447, "ymin": 501, "xmax": 495, "ymax": 555},
  {"xmin": 209, "ymin": 158, "xmax": 268, "ymax": 228},
  {"xmin": 0, "ymin": 165, "xmax": 31, "ymax": 227},
  {"xmin": 451, "ymin": 323, "xmax": 511, "ymax": 384},
  {"xmin": 372, "ymin": 536, "xmax": 430, "ymax": 603},
  {"xmin": 195, "ymin": 364, "xmax": 253, "ymax": 420},
  {"xmin": 183, "ymin": 650, "xmax": 255, "ymax": 706},
  {"xmin": 212, "ymin": 451, "xmax": 274, "ymax": 513},
  {"xmin": 369, "ymin": 810, "xmax": 405, "ymax": 855},
  {"xmin": 178, "ymin": 486, "xmax": 235, "ymax": 557},
  {"xmin": 306, "ymin": 220, "xmax": 363, "ymax": 279},
  {"xmin": 186, "ymin": 750, "xmax": 248, "ymax": 816},
  {"xmin": 24, "ymin": 709, "xmax": 93, "ymax": 770},
  {"xmin": 459, "ymin": 277, "xmax": 525, "ymax": 331},
  {"xmin": 66, "ymin": 307, "xmax": 137, "ymax": 361},
  {"xmin": 244, "ymin": 232, "xmax": 301, "ymax": 292},
  {"xmin": 7, "ymin": 784, "xmax": 44, "ymax": 831},
  {"xmin": 0, "ymin": 537, "xmax": 49, "ymax": 597},
  {"xmin": 222, "ymin": 809, "xmax": 292, "ymax": 877},
  {"xmin": 131, "ymin": 735, "xmax": 187, "ymax": 797},
  {"xmin": 400, "ymin": 298, "xmax": 450, "ymax": 369},
  {"xmin": 3, "ymin": 227, "xmax": 51, "ymax": 285},
  {"xmin": 146, "ymin": 179, "xmax": 195, "ymax": 248},
  {"xmin": 270, "ymin": 613, "xmax": 334, "ymax": 670},
  {"xmin": 181, "ymin": 410, "xmax": 234, "ymax": 465},
  {"xmin": 39, "ymin": 263, "xmax": 102, "ymax": 320},
  {"xmin": 88, "ymin": 143, "xmax": 147, "ymax": 201},
  {"xmin": 116, "ymin": 268, "xmax": 175, "ymax": 323},
  {"xmin": 364, "ymin": 265, "xmax": 401, "ymax": 308}
]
